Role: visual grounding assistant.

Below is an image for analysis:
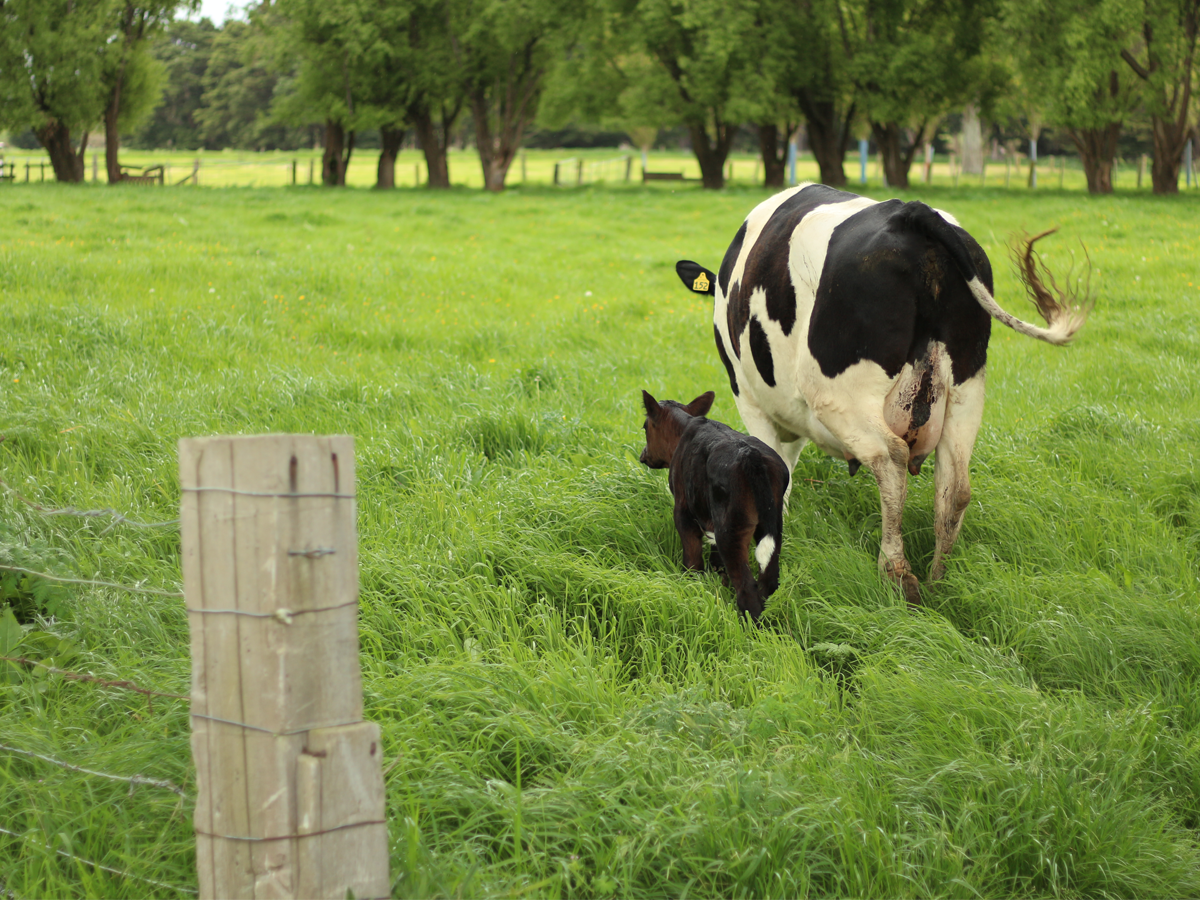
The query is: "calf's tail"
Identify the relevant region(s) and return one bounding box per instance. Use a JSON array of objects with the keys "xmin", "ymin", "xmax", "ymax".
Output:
[
  {"xmin": 743, "ymin": 451, "xmax": 782, "ymax": 572},
  {"xmin": 898, "ymin": 202, "xmax": 1092, "ymax": 346}
]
